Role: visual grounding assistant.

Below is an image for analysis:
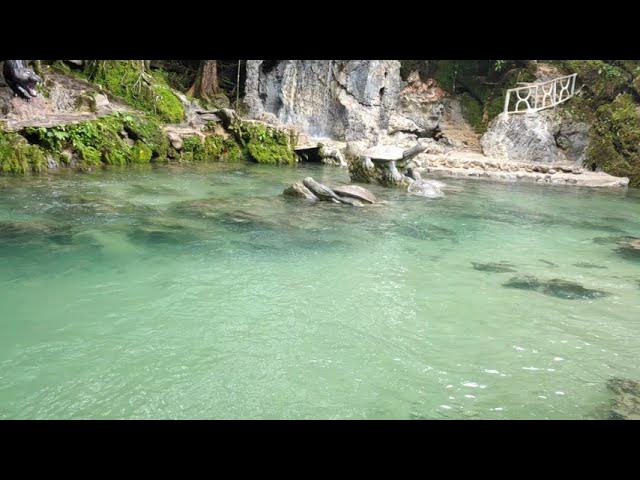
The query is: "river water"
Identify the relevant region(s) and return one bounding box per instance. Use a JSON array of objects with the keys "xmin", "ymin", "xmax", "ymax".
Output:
[{"xmin": 0, "ymin": 162, "xmax": 639, "ymax": 419}]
